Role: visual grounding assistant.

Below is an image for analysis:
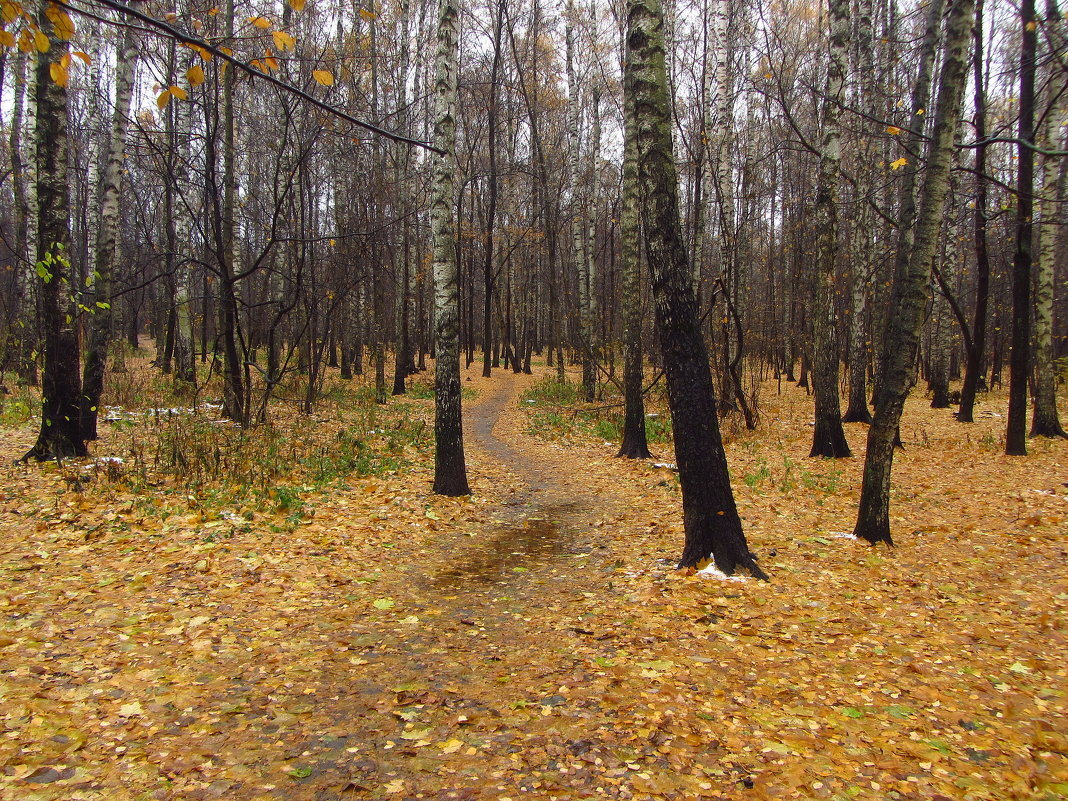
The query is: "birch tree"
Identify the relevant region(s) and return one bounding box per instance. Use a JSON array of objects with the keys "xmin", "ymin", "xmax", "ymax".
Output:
[
  {"xmin": 853, "ymin": 0, "xmax": 975, "ymax": 544},
  {"xmin": 1030, "ymin": 0, "xmax": 1067, "ymax": 438},
  {"xmin": 23, "ymin": 1, "xmax": 84, "ymax": 460},
  {"xmin": 432, "ymin": 0, "xmax": 470, "ymax": 496},
  {"xmin": 626, "ymin": 0, "xmax": 765, "ymax": 577},
  {"xmin": 81, "ymin": 24, "xmax": 137, "ymax": 441},
  {"xmin": 809, "ymin": 0, "xmax": 851, "ymax": 457},
  {"xmin": 1006, "ymin": 0, "xmax": 1038, "ymax": 454}
]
